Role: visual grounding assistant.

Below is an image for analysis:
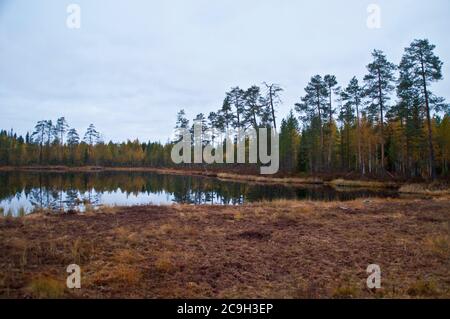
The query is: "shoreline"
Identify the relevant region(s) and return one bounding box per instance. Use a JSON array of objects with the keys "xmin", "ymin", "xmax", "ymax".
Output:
[{"xmin": 0, "ymin": 165, "xmax": 449, "ymax": 194}]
